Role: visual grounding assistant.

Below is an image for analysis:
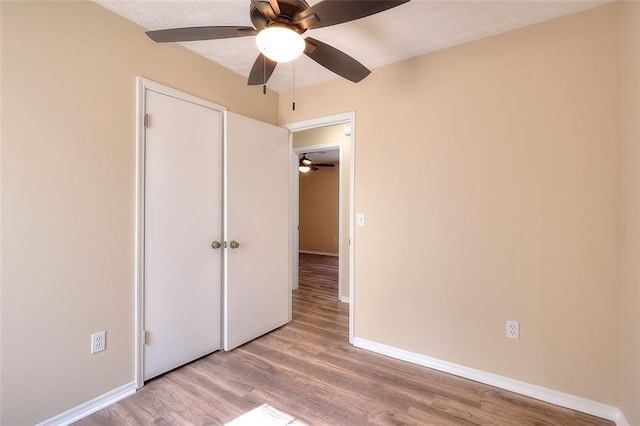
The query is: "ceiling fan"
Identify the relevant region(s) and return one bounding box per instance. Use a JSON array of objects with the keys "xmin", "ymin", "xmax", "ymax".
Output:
[
  {"xmin": 299, "ymin": 153, "xmax": 335, "ymax": 172},
  {"xmin": 146, "ymin": 0, "xmax": 410, "ymax": 86}
]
